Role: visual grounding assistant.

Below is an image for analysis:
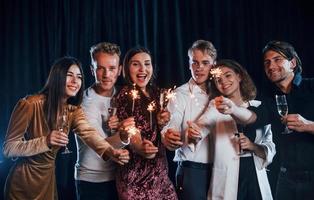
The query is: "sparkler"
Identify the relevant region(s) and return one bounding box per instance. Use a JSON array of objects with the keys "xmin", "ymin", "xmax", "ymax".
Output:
[
  {"xmin": 130, "ymin": 83, "xmax": 139, "ymax": 114},
  {"xmin": 147, "ymin": 101, "xmax": 156, "ymax": 130},
  {"xmin": 210, "ymin": 67, "xmax": 223, "ymax": 80},
  {"xmin": 127, "ymin": 126, "xmax": 140, "ymax": 137},
  {"xmin": 159, "ymin": 92, "xmax": 165, "ymax": 110},
  {"xmin": 160, "ymin": 86, "xmax": 176, "ymax": 110},
  {"xmin": 165, "ymin": 87, "xmax": 176, "ymax": 102}
]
